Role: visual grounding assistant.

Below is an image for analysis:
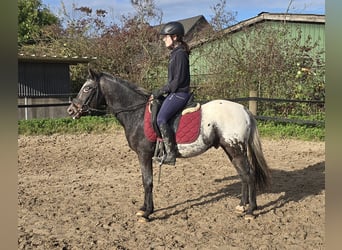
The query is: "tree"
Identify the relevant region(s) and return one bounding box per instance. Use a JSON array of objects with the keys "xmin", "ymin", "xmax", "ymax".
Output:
[
  {"xmin": 130, "ymin": 0, "xmax": 163, "ymax": 24},
  {"xmin": 210, "ymin": 0, "xmax": 236, "ymax": 31},
  {"xmin": 18, "ymin": 1, "xmax": 165, "ymax": 91},
  {"xmin": 18, "ymin": 0, "xmax": 60, "ymax": 45}
]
